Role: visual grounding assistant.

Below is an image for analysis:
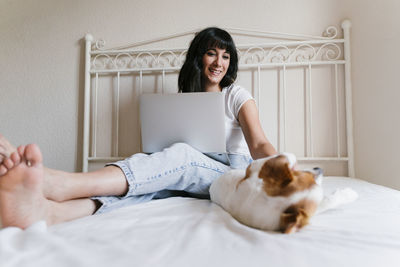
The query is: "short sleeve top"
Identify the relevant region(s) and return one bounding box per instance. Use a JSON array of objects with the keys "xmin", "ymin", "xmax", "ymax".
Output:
[{"xmin": 222, "ymin": 84, "xmax": 254, "ymax": 156}]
